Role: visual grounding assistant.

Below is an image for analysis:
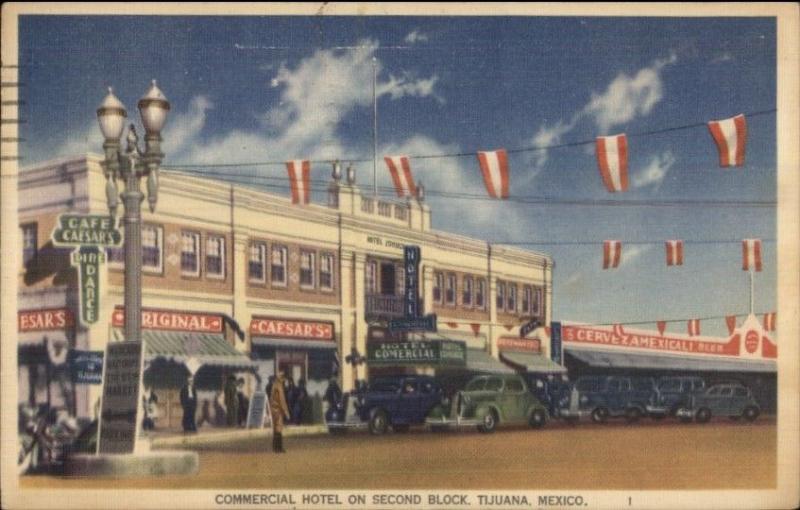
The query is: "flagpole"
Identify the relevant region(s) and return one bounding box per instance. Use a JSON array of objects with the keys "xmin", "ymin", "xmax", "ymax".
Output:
[{"xmin": 372, "ymin": 56, "xmax": 378, "ymax": 197}]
